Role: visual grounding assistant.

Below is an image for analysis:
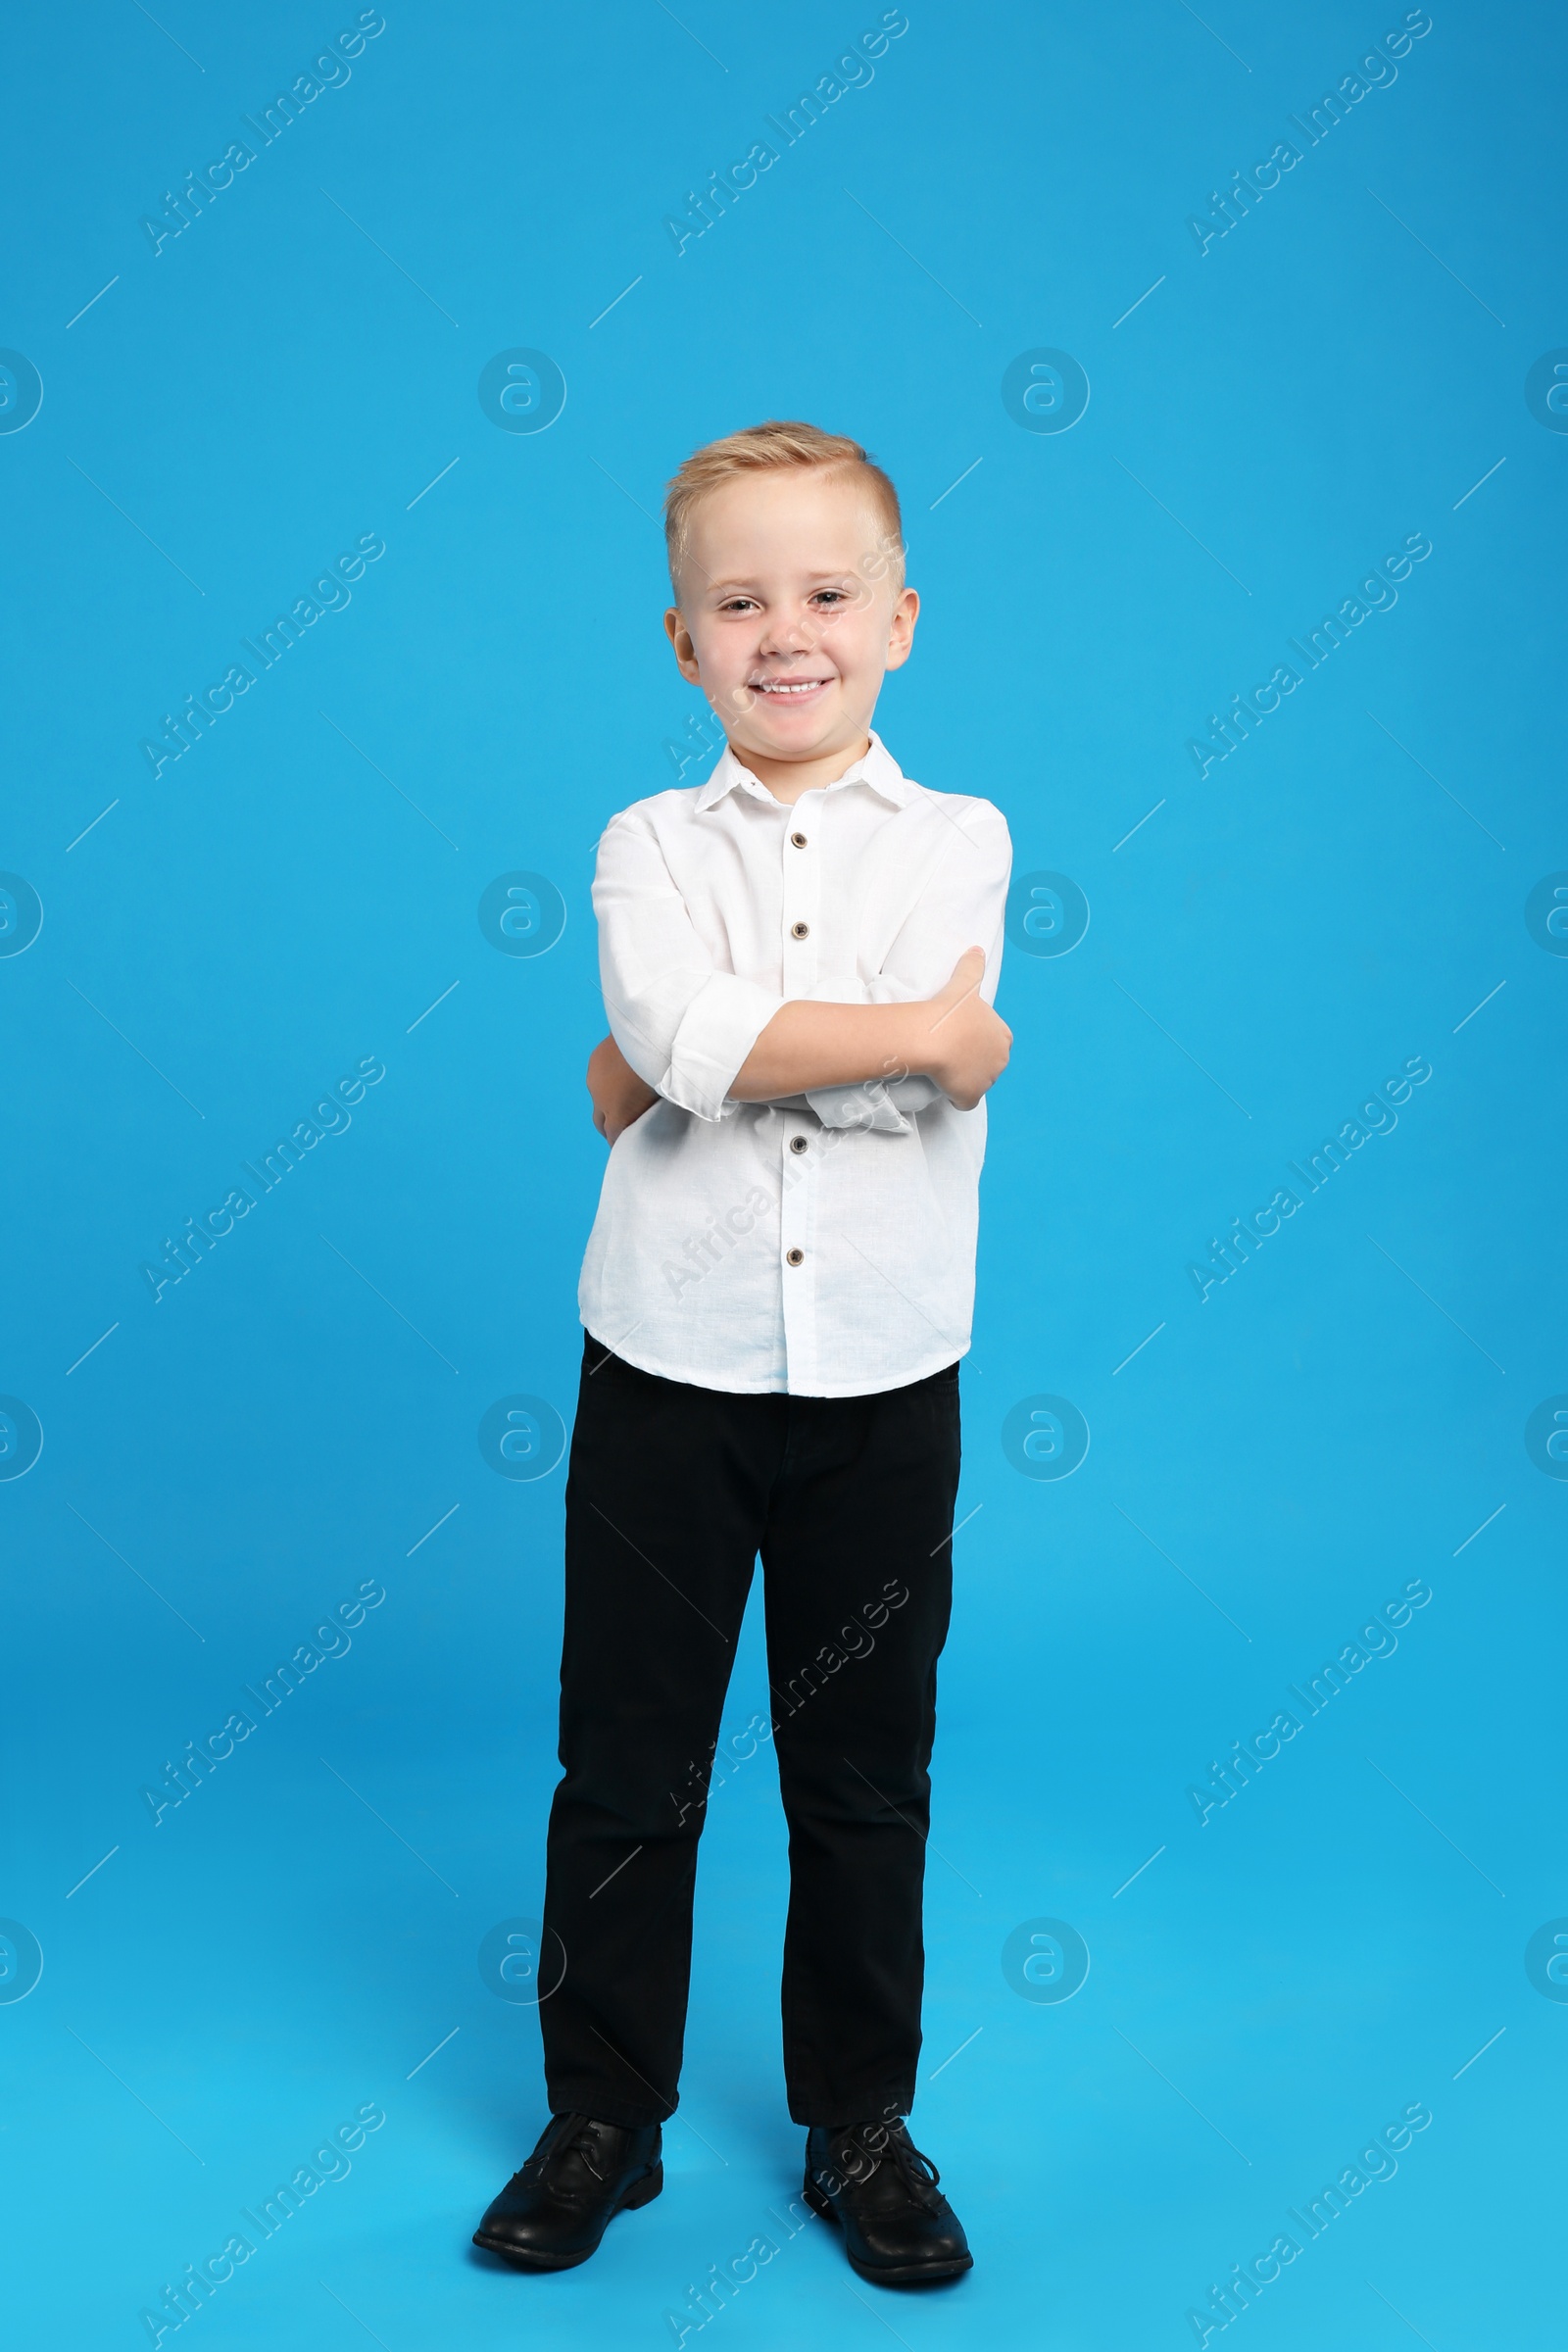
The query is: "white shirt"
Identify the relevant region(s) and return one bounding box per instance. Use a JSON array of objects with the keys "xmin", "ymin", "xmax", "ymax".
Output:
[{"xmin": 578, "ymin": 732, "xmax": 1011, "ymax": 1397}]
